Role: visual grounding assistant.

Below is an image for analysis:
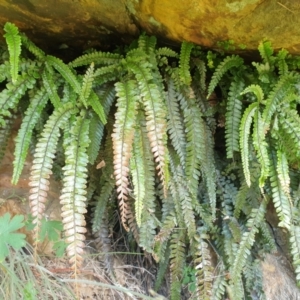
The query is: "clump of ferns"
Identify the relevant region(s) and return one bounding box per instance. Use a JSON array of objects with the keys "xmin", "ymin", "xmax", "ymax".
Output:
[{"xmin": 2, "ymin": 21, "xmax": 300, "ymax": 300}]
